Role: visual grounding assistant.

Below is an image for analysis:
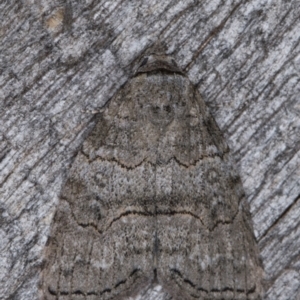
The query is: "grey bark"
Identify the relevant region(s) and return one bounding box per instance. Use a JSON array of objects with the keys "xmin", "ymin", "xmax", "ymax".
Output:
[{"xmin": 0, "ymin": 0, "xmax": 299, "ymax": 299}]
